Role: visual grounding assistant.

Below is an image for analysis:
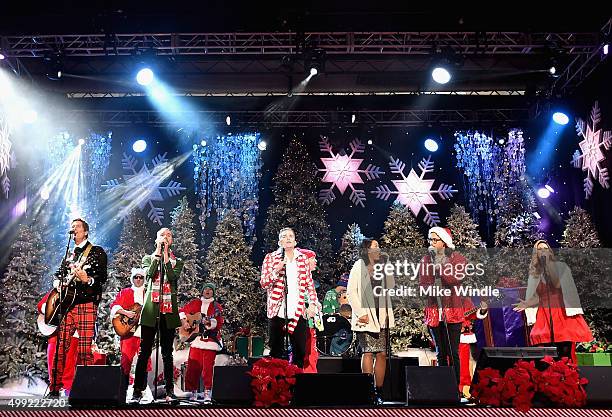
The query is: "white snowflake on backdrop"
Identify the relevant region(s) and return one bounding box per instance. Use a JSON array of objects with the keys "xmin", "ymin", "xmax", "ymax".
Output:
[
  {"xmin": 102, "ymin": 153, "xmax": 186, "ymax": 225},
  {"xmin": 318, "ymin": 136, "xmax": 384, "ymax": 207},
  {"xmin": 571, "ymin": 101, "xmax": 611, "ymax": 198},
  {"xmin": 372, "ymin": 156, "xmax": 457, "ymax": 226}
]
